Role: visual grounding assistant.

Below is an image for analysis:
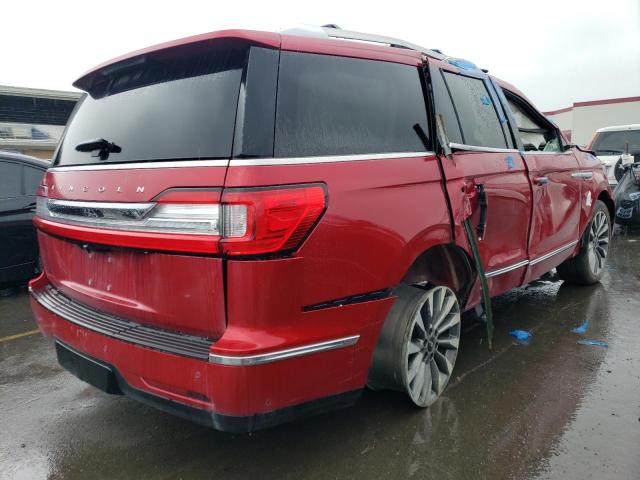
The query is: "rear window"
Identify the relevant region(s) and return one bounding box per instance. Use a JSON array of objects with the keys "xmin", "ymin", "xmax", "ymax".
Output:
[
  {"xmin": 274, "ymin": 52, "xmax": 429, "ymax": 157},
  {"xmin": 442, "ymin": 72, "xmax": 507, "ymax": 149},
  {"xmin": 591, "ymin": 130, "xmax": 640, "ymax": 156},
  {"xmin": 23, "ymin": 165, "xmax": 45, "ymax": 196},
  {"xmin": 55, "ymin": 40, "xmax": 248, "ymax": 166},
  {"xmin": 0, "ymin": 161, "xmax": 21, "ymax": 198}
]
